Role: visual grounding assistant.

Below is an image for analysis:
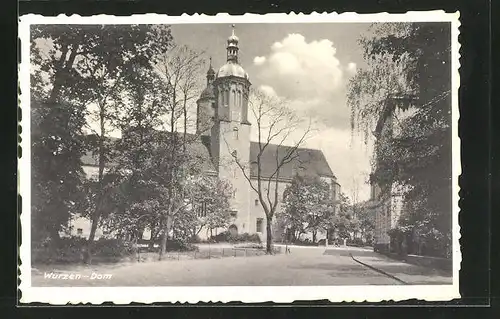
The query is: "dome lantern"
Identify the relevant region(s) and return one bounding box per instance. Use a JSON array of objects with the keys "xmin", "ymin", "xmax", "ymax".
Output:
[{"xmin": 216, "ymin": 24, "xmax": 250, "ymax": 81}]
